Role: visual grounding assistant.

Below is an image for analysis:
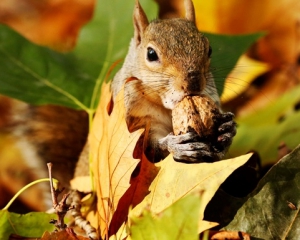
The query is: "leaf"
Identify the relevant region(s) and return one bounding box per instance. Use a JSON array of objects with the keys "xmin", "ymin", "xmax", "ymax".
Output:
[
  {"xmin": 0, "ymin": 210, "xmax": 55, "ymax": 239},
  {"xmin": 224, "ymin": 144, "xmax": 300, "ymax": 239},
  {"xmin": 209, "ymin": 230, "xmax": 250, "ymax": 240},
  {"xmin": 0, "ymin": 0, "xmax": 94, "ymax": 51},
  {"xmin": 228, "ymin": 85, "xmax": 300, "ymax": 165},
  {"xmin": 130, "ymin": 153, "xmax": 252, "ymax": 234},
  {"xmin": 108, "ymin": 152, "xmax": 160, "ymax": 238},
  {"xmin": 194, "ymin": 0, "xmax": 300, "ymax": 65},
  {"xmin": 0, "ymin": 0, "xmax": 157, "ymax": 110},
  {"xmin": 221, "ymin": 55, "xmax": 270, "ymax": 103},
  {"xmin": 70, "ymin": 176, "xmax": 92, "ymax": 193},
  {"xmin": 41, "ymin": 229, "xmax": 89, "ymax": 240},
  {"xmin": 204, "ymin": 32, "xmax": 264, "ymax": 95},
  {"xmin": 129, "ymin": 194, "xmax": 202, "ymax": 240},
  {"xmin": 89, "ymin": 82, "xmax": 144, "ymax": 239}
]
